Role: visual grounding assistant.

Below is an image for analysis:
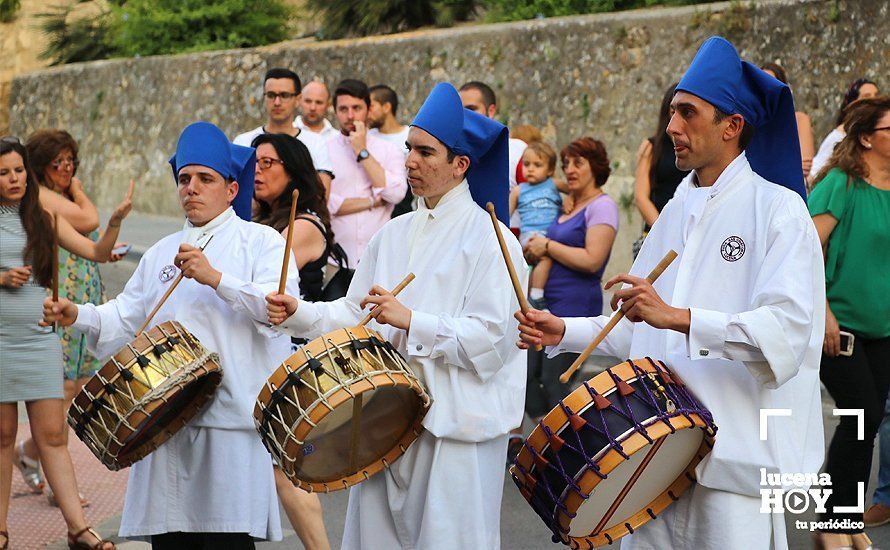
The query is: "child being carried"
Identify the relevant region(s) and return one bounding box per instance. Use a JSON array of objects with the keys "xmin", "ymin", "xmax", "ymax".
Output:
[{"xmin": 509, "ymin": 141, "xmax": 562, "ymax": 311}]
